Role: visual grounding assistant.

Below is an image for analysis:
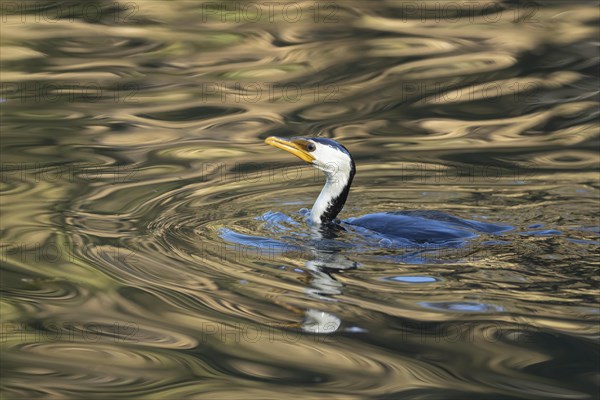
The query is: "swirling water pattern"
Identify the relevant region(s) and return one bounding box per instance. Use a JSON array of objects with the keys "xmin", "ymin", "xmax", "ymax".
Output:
[{"xmin": 1, "ymin": 1, "xmax": 598, "ymax": 399}]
